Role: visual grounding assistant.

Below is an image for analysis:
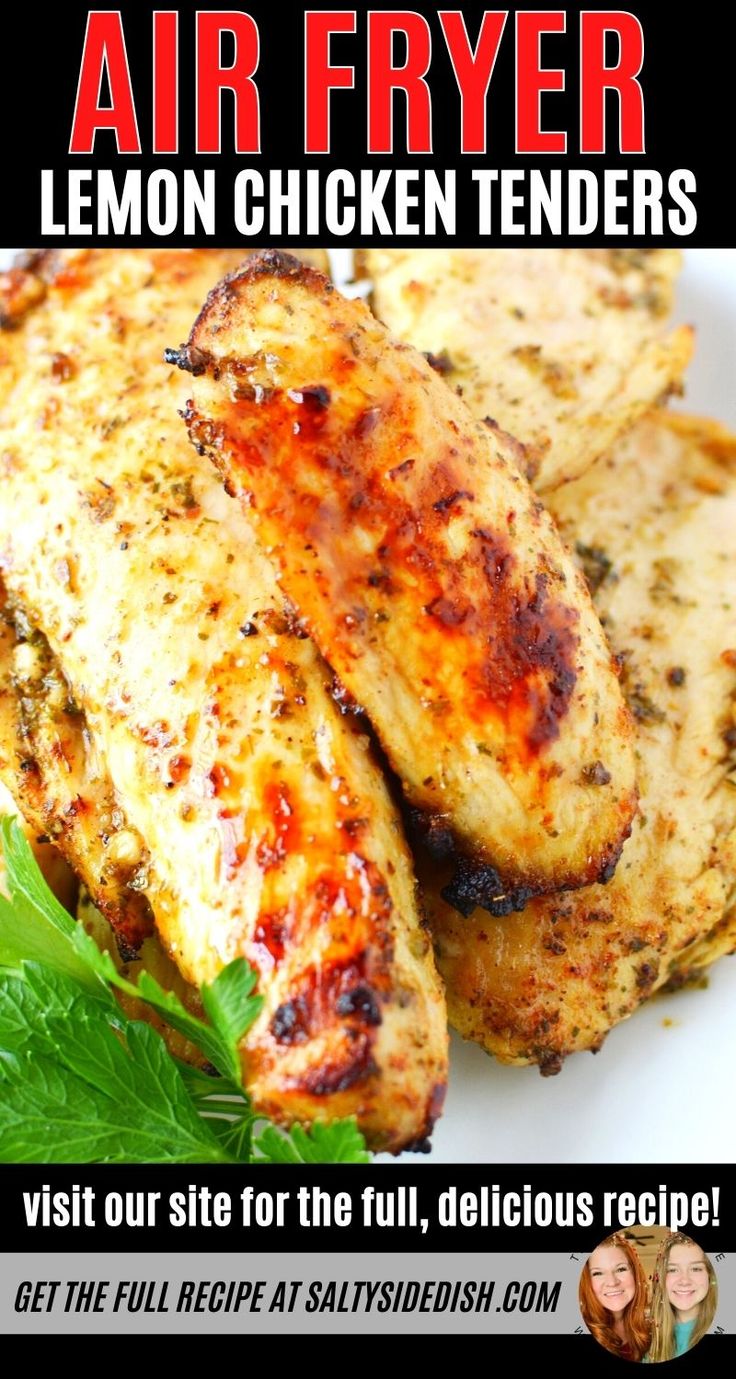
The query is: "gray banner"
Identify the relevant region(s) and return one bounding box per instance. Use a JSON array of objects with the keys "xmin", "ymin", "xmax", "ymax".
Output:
[{"xmin": 1, "ymin": 1251, "xmax": 732, "ymax": 1335}]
